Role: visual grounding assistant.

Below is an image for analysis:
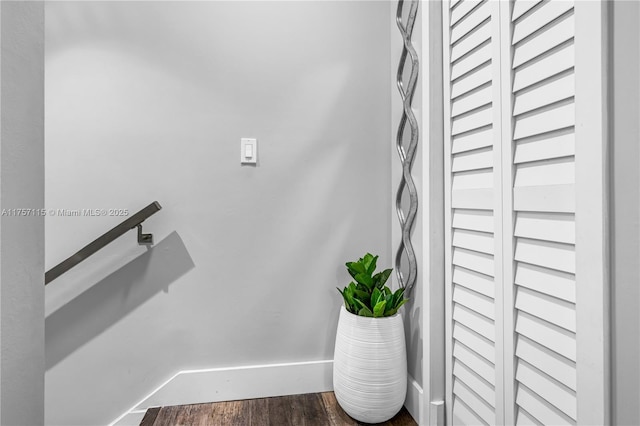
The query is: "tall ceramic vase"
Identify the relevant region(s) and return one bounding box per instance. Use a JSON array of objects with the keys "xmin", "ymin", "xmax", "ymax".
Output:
[{"xmin": 333, "ymin": 305, "xmax": 407, "ymax": 423}]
